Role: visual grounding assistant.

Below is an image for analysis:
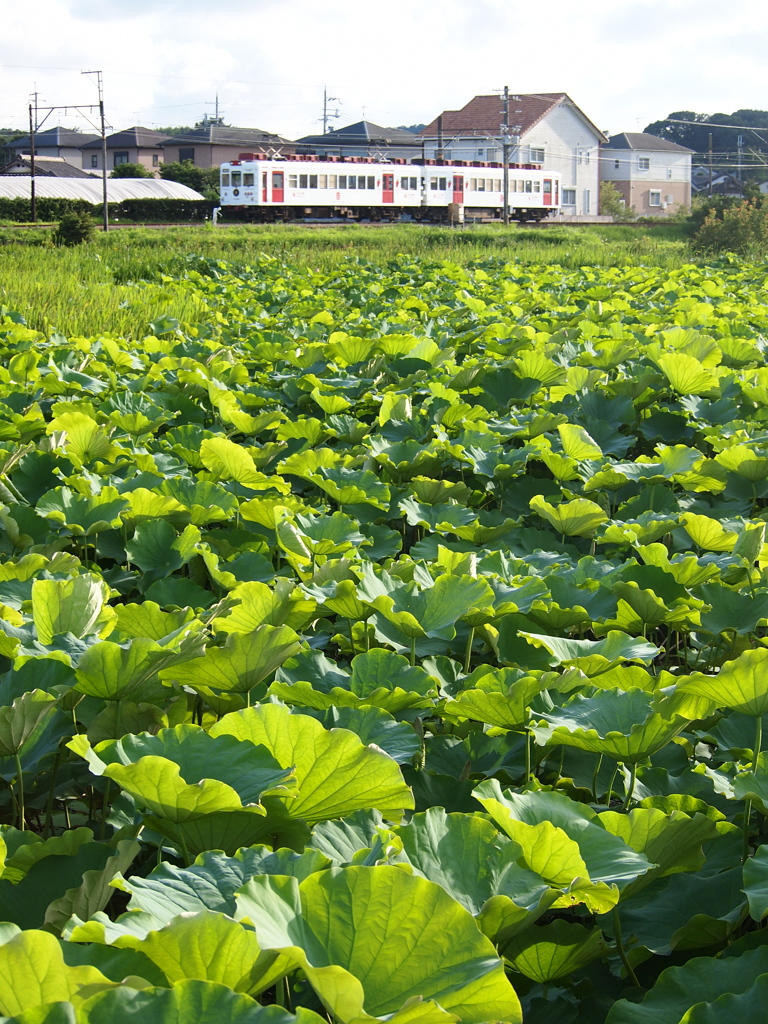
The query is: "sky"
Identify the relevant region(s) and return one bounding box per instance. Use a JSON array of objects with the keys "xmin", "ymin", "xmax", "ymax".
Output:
[{"xmin": 1, "ymin": 0, "xmax": 766, "ymax": 142}]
